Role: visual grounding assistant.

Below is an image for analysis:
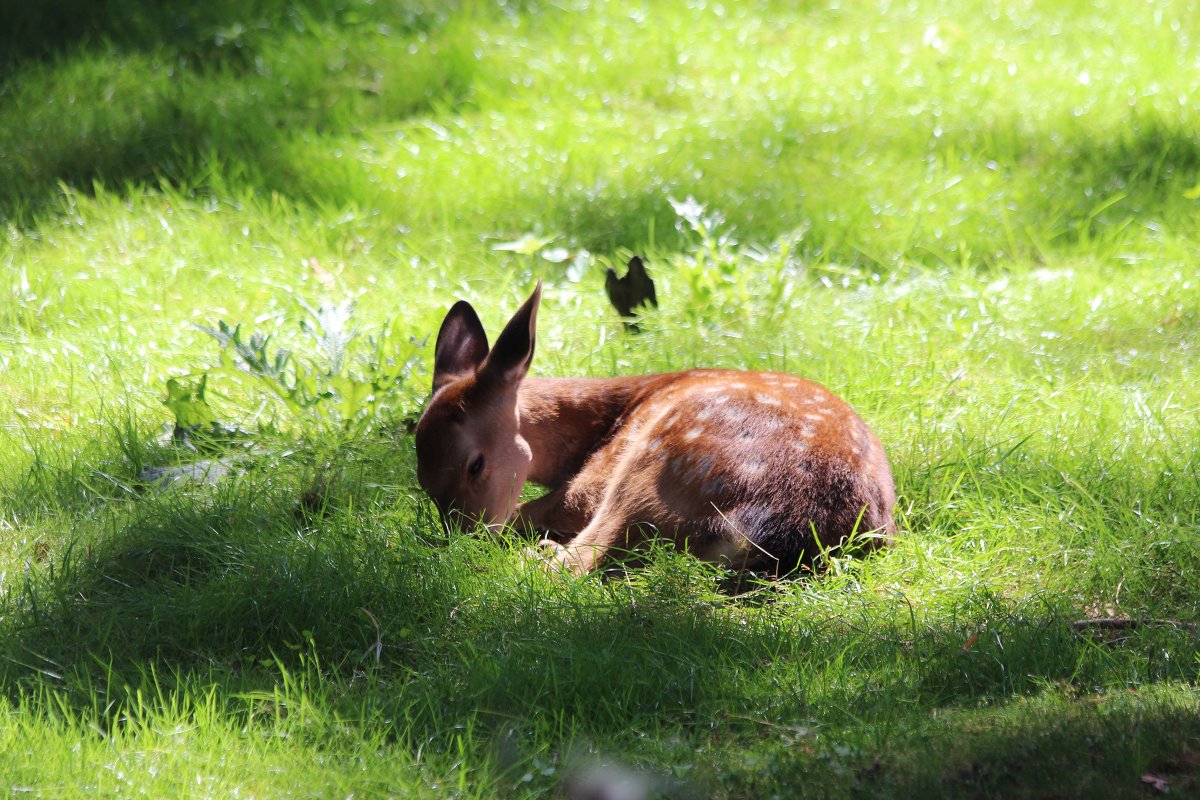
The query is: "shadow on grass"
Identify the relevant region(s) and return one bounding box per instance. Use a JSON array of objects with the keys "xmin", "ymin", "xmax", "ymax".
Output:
[
  {"xmin": 4, "ymin": 0, "xmax": 1200, "ymax": 267},
  {"xmin": 0, "ymin": 0, "xmax": 455, "ymax": 72},
  {"xmin": 0, "ymin": 0, "xmax": 495, "ymax": 223},
  {"xmin": 0, "ymin": 432, "xmax": 1196, "ymax": 754},
  {"xmin": 731, "ymin": 688, "xmax": 1200, "ymax": 799}
]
